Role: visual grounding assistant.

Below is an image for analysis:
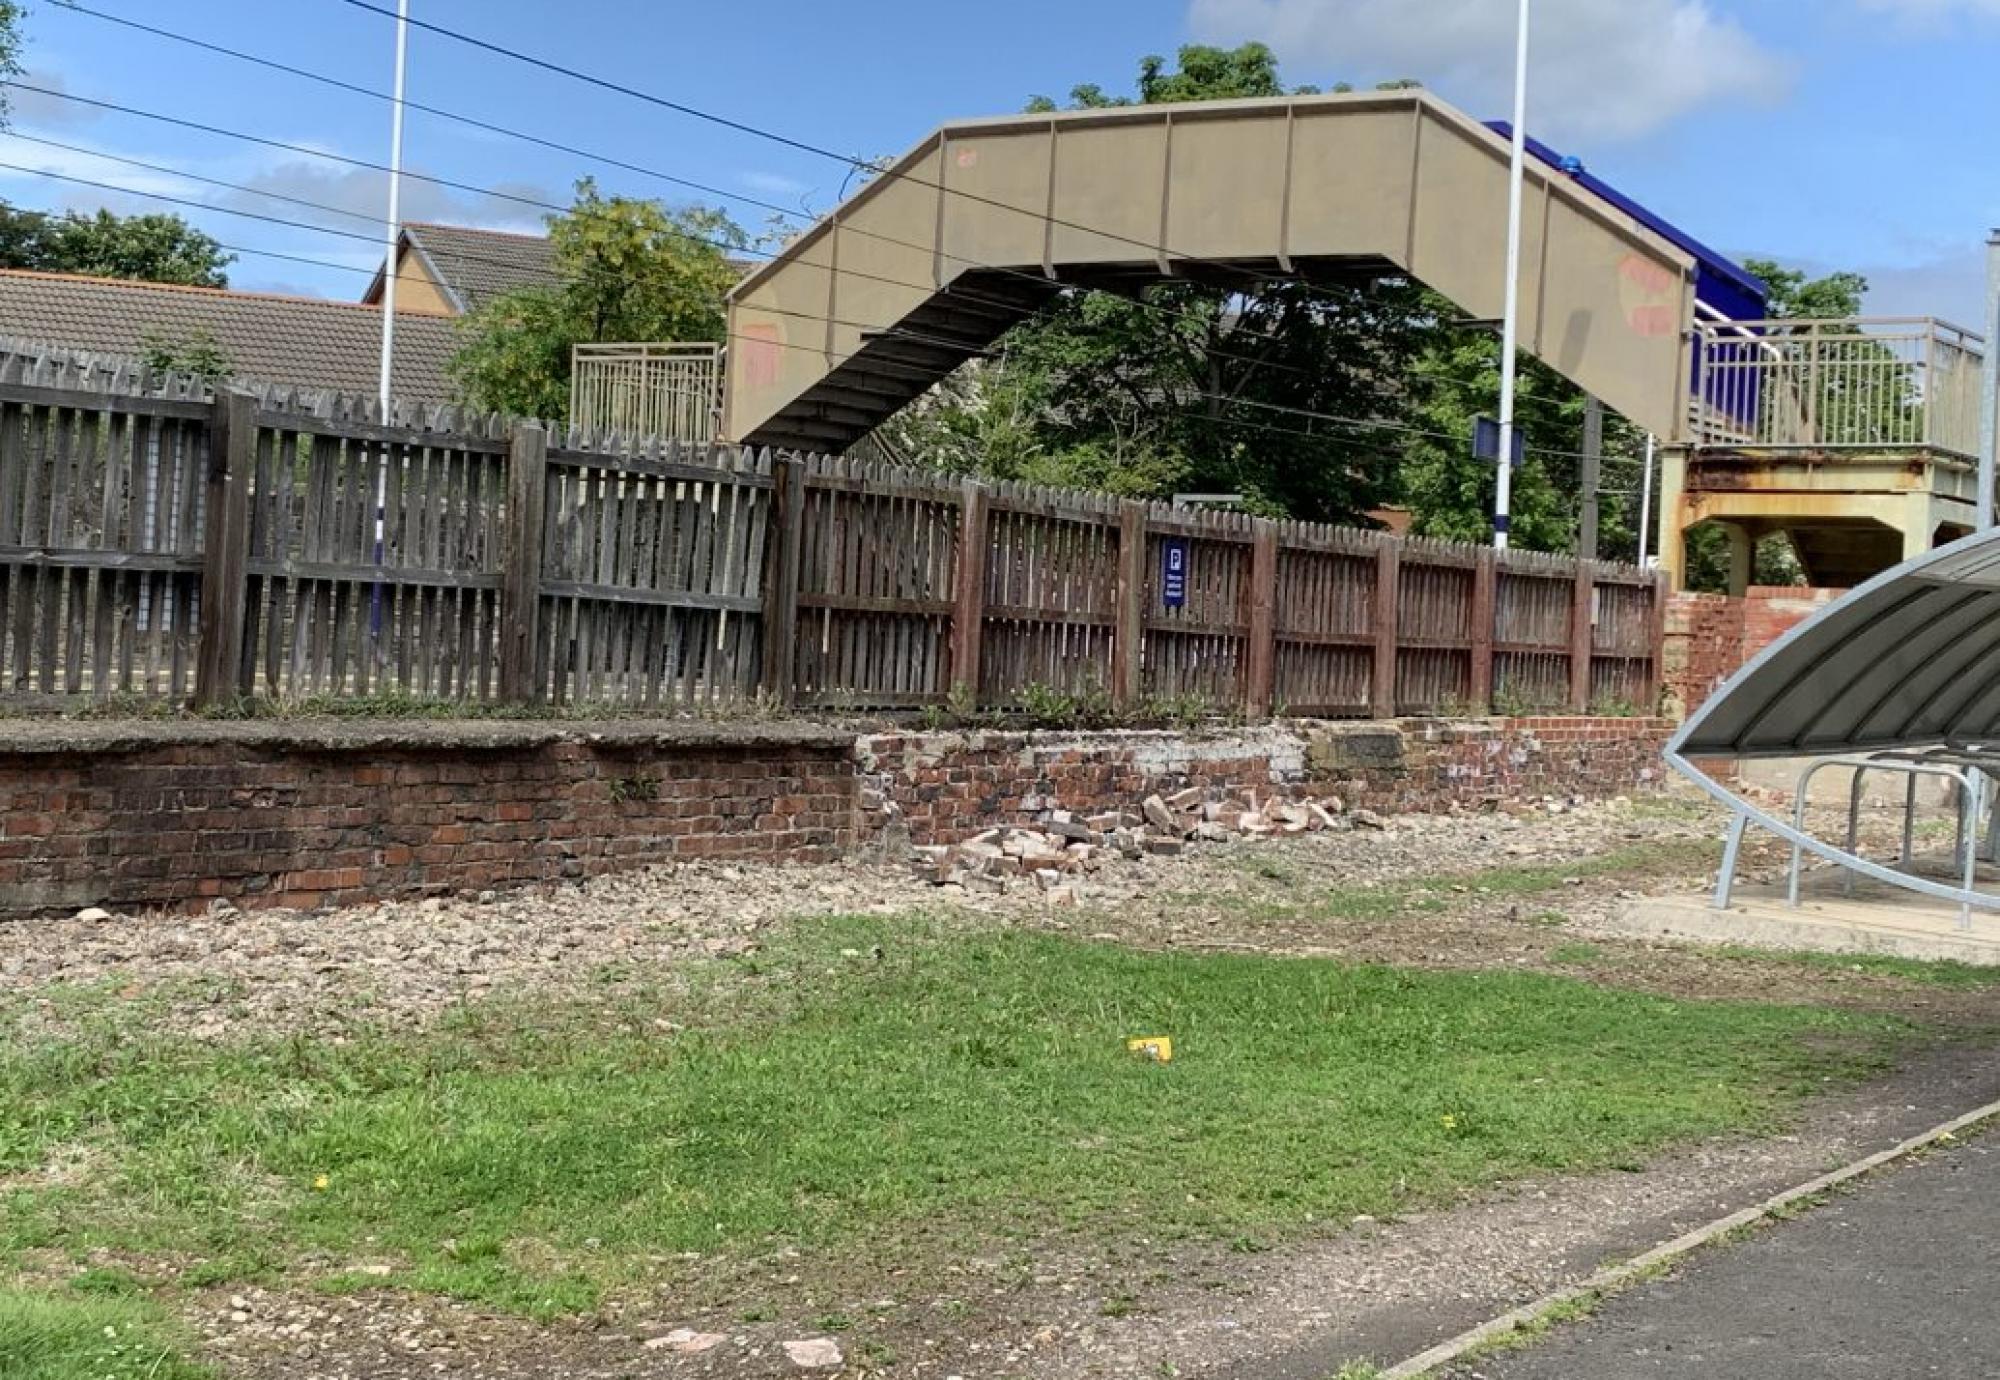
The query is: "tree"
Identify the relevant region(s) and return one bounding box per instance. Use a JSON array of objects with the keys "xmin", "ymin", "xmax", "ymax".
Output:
[
  {"xmin": 880, "ymin": 46, "xmax": 1433, "ymax": 524},
  {"xmin": 140, "ymin": 328, "xmax": 232, "ymax": 381},
  {"xmin": 450, "ymin": 179, "xmax": 744, "ymax": 419},
  {"xmin": 0, "ymin": 207, "xmax": 234, "ymax": 287},
  {"xmin": 1740, "ymin": 258, "xmax": 1865, "ymax": 320}
]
